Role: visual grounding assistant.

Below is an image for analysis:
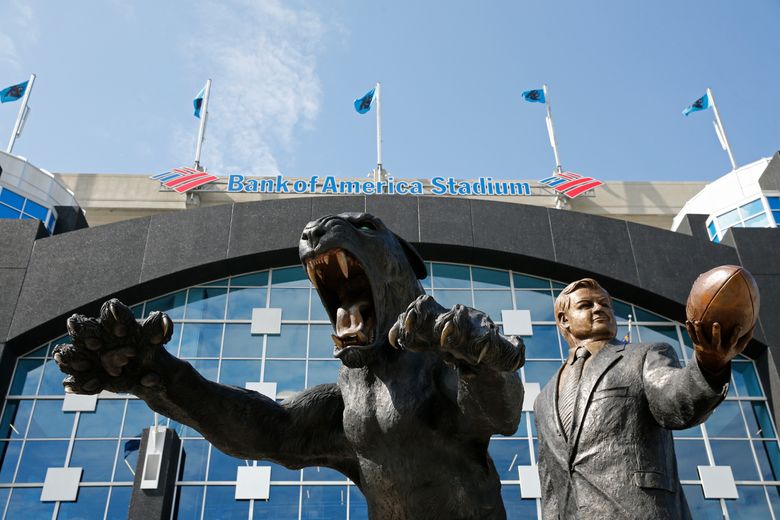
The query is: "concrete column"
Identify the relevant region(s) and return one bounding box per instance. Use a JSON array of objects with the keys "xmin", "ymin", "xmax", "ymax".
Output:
[{"xmin": 128, "ymin": 427, "xmax": 182, "ymax": 520}]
